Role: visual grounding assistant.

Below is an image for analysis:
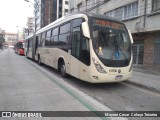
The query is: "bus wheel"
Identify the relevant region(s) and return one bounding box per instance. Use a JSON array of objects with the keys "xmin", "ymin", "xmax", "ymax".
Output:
[
  {"xmin": 38, "ymin": 56, "xmax": 42, "ymax": 65},
  {"xmin": 60, "ymin": 61, "xmax": 67, "ymax": 78}
]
